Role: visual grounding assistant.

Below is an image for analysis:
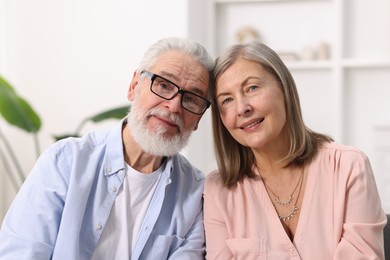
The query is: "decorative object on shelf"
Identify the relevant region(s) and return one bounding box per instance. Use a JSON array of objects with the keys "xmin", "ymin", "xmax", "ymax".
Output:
[
  {"xmin": 235, "ymin": 26, "xmax": 262, "ymax": 44},
  {"xmin": 316, "ymin": 41, "xmax": 331, "ymax": 60},
  {"xmin": 300, "ymin": 45, "xmax": 316, "ymax": 60},
  {"xmin": 278, "ymin": 52, "xmax": 300, "ymax": 62},
  {"xmin": 300, "ymin": 42, "xmax": 331, "ymax": 61}
]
